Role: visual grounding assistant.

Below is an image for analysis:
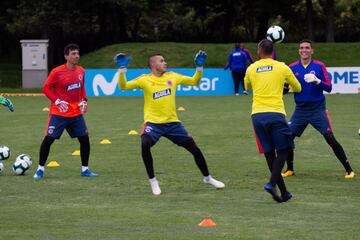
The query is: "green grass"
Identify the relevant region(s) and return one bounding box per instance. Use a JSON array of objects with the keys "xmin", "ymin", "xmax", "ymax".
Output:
[{"xmin": 0, "ymin": 94, "xmax": 359, "ymax": 239}]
